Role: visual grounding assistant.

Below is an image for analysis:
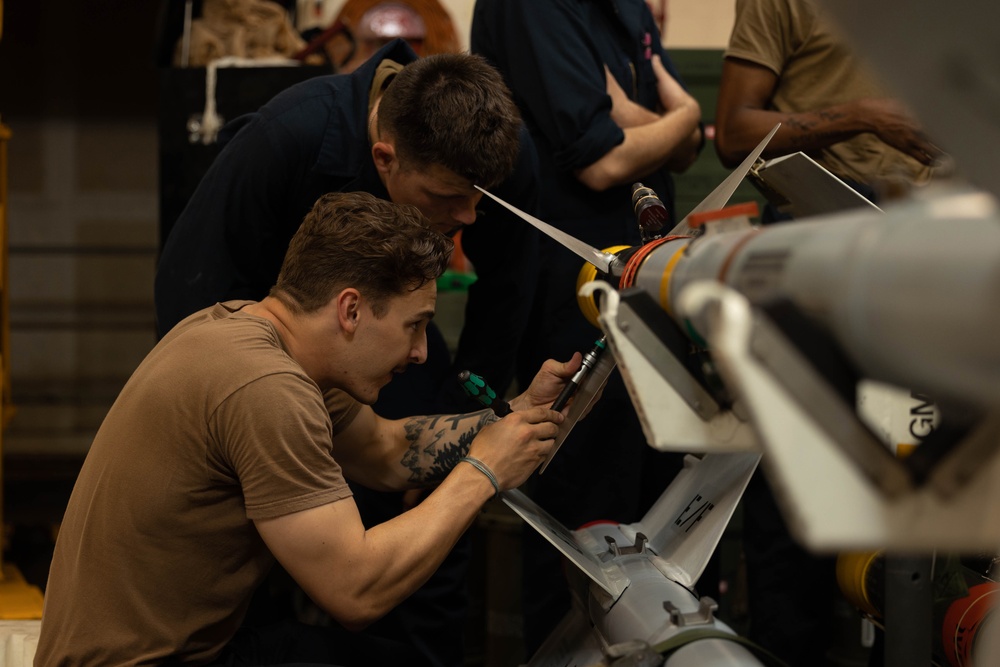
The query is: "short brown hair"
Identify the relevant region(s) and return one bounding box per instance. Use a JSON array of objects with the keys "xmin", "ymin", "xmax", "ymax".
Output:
[
  {"xmin": 378, "ymin": 53, "xmax": 522, "ymax": 188},
  {"xmin": 272, "ymin": 192, "xmax": 453, "ymax": 316}
]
